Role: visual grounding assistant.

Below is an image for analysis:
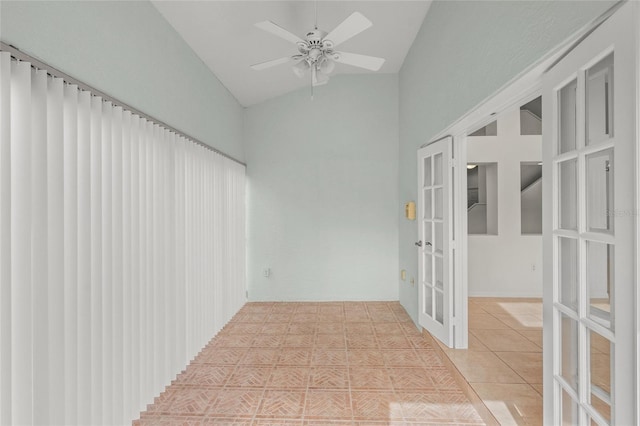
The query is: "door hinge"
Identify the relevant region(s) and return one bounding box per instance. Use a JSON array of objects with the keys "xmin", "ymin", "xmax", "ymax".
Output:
[
  {"xmin": 449, "ymin": 159, "xmax": 456, "ymax": 167},
  {"xmin": 451, "ymin": 240, "xmax": 457, "ymax": 250}
]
